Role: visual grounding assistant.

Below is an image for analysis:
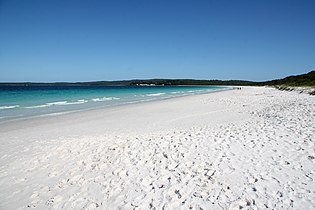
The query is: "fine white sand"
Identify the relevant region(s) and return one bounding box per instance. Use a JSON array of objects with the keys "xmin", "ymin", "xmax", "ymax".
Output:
[{"xmin": 0, "ymin": 87, "xmax": 314, "ymax": 209}]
